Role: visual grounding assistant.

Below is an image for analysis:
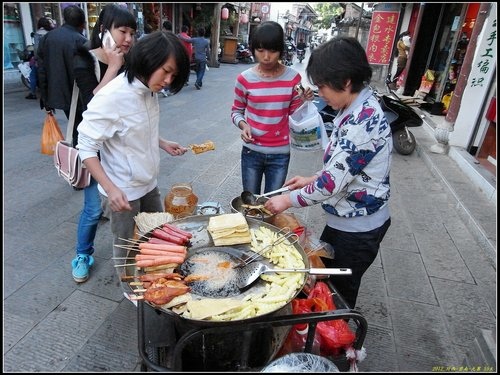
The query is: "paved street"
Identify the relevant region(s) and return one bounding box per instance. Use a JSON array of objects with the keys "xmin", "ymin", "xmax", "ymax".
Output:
[{"xmin": 3, "ymin": 57, "xmax": 496, "ymax": 372}]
